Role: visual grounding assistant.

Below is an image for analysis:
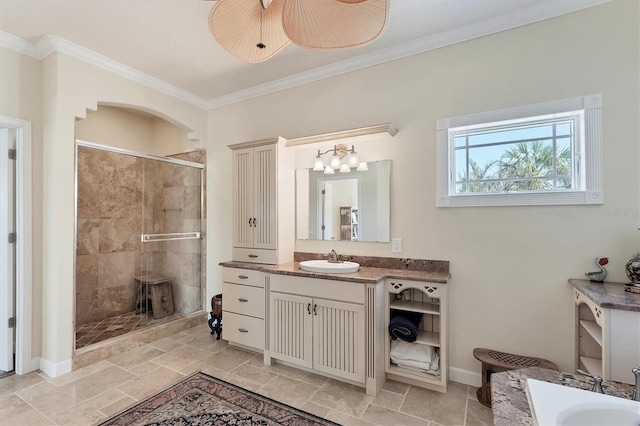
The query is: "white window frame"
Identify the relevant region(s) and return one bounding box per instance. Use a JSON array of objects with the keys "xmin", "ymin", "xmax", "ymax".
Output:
[{"xmin": 436, "ymin": 94, "xmax": 603, "ymax": 207}]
